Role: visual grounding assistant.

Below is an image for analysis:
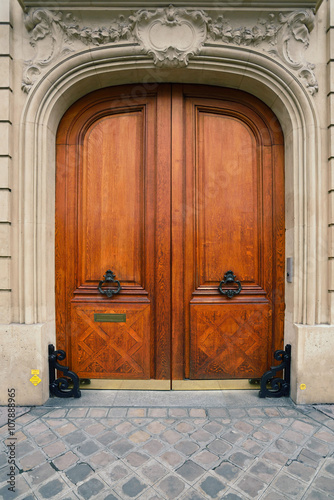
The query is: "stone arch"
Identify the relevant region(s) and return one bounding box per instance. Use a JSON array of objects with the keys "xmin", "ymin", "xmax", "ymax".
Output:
[{"xmin": 17, "ymin": 44, "xmax": 325, "ymax": 368}]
